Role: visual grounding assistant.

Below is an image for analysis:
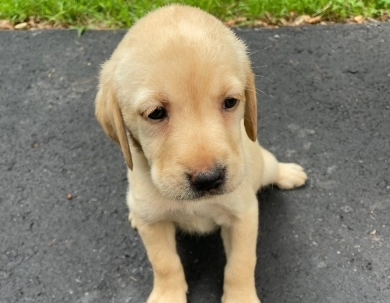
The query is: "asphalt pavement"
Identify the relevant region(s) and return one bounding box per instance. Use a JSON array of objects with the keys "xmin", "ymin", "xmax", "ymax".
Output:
[{"xmin": 1, "ymin": 23, "xmax": 389, "ymax": 303}]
